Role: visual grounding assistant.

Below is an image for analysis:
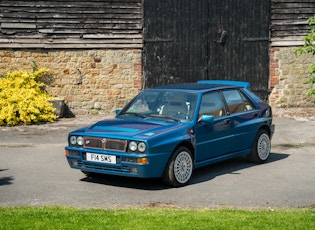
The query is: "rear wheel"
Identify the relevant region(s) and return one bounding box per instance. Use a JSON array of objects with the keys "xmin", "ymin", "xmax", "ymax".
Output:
[
  {"xmin": 248, "ymin": 129, "xmax": 271, "ymax": 163},
  {"xmin": 163, "ymin": 146, "xmax": 193, "ymax": 187}
]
